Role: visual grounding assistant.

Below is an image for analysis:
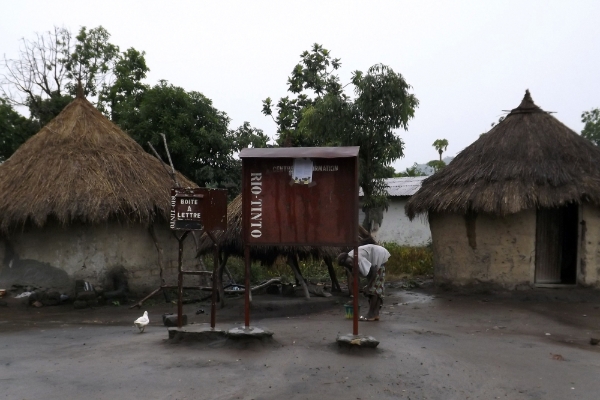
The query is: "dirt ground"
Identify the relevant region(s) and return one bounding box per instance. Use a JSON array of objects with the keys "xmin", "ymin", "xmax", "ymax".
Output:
[{"xmin": 1, "ymin": 282, "xmax": 600, "ymax": 400}]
